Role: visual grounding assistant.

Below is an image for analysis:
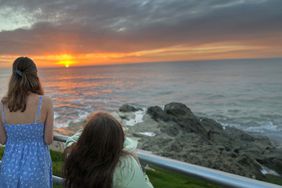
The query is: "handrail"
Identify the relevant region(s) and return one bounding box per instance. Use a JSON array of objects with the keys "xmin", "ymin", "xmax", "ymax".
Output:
[
  {"xmin": 53, "ymin": 135, "xmax": 282, "ymax": 188},
  {"xmin": 1, "ymin": 135, "xmax": 281, "ymax": 188}
]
